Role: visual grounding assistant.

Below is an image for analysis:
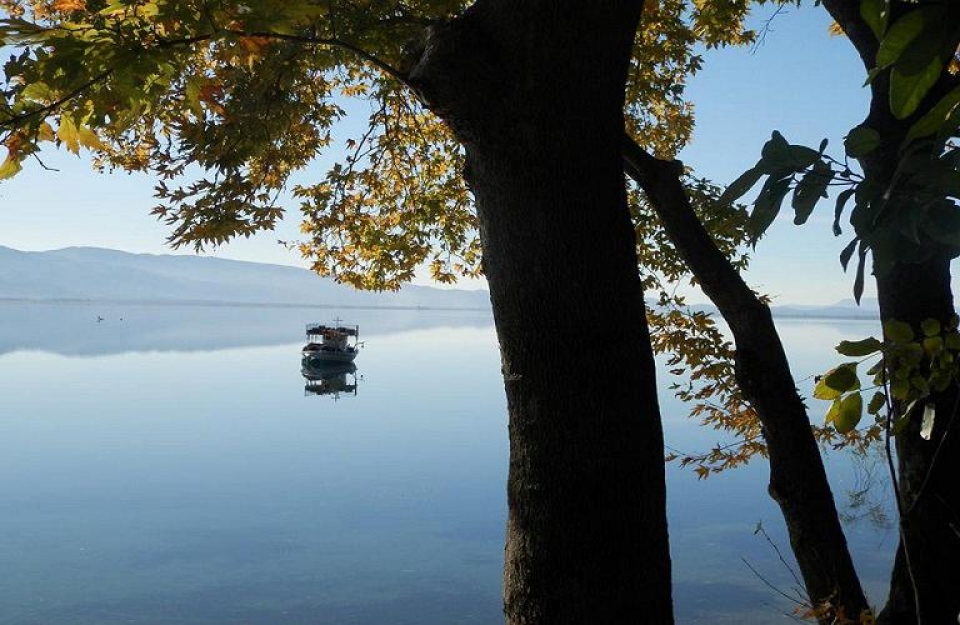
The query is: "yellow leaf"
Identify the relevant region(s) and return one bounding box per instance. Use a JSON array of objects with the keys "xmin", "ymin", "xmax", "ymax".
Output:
[
  {"xmin": 57, "ymin": 116, "xmax": 80, "ymax": 154},
  {"xmin": 37, "ymin": 121, "xmax": 55, "ymax": 142},
  {"xmin": 77, "ymin": 126, "xmax": 105, "ymax": 151},
  {"xmin": 0, "ymin": 153, "xmax": 22, "ymax": 180},
  {"xmin": 53, "ymin": 0, "xmax": 86, "ymax": 11}
]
